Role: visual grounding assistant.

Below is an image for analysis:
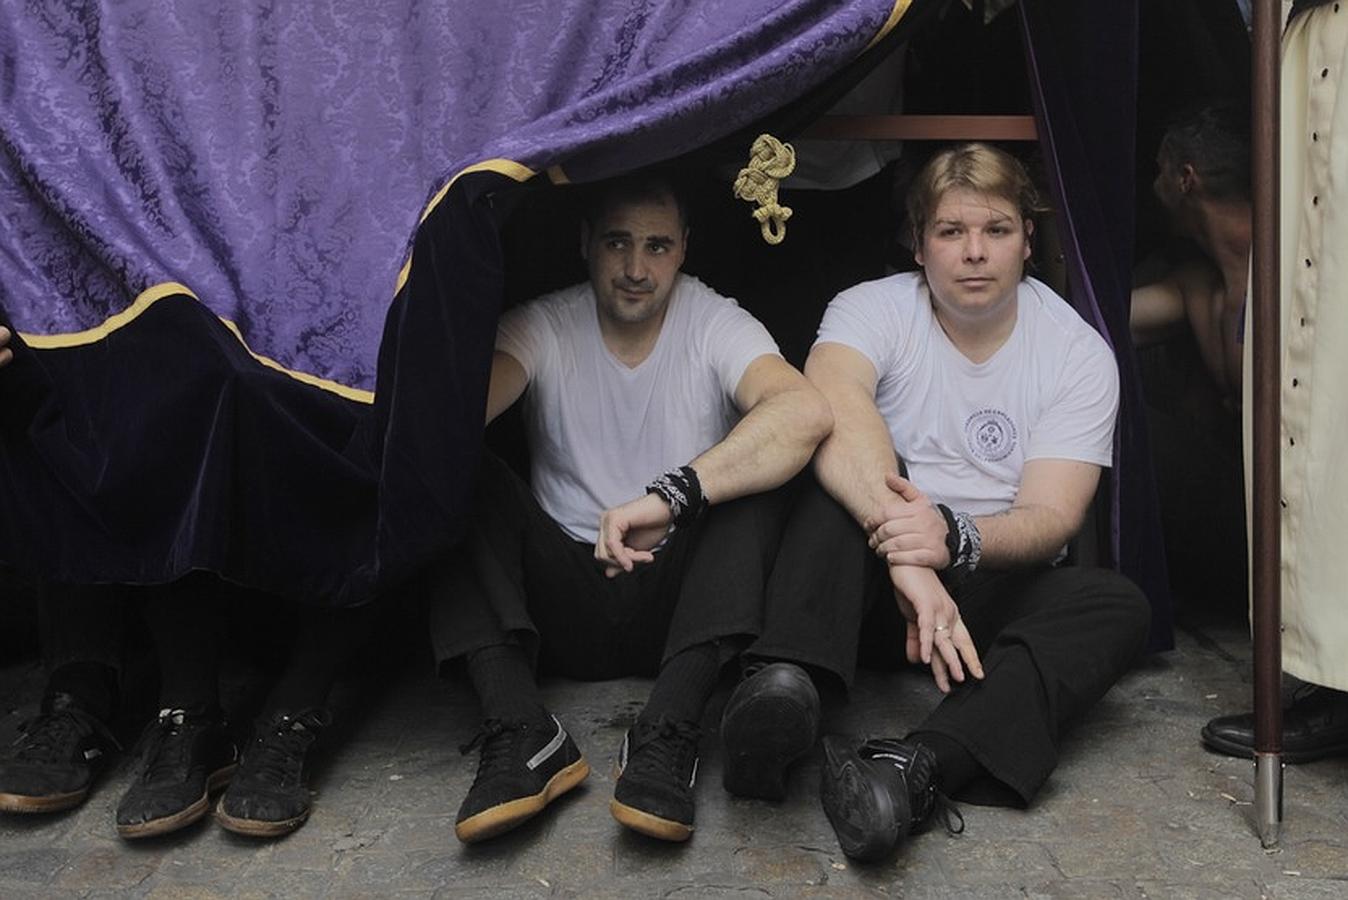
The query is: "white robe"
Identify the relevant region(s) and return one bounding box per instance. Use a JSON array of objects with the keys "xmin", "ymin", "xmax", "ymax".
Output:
[{"xmin": 1252, "ymin": 3, "xmax": 1348, "ymax": 691}]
